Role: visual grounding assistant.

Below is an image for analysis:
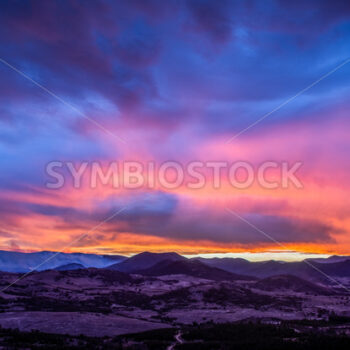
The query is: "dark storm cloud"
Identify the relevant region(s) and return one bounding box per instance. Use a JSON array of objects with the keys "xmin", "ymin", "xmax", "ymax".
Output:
[{"xmin": 115, "ymin": 209, "xmax": 336, "ymax": 245}]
